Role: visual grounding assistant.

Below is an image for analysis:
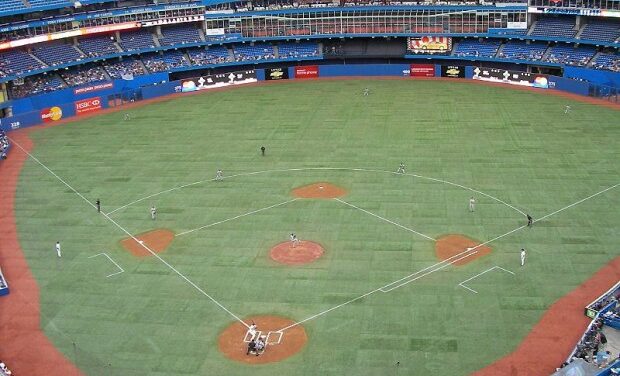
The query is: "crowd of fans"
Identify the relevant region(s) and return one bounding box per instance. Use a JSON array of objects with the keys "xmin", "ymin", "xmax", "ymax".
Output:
[
  {"xmin": 544, "ymin": 52, "xmax": 592, "ymax": 67},
  {"xmin": 1, "ymin": 130, "xmax": 8, "ymax": 161},
  {"xmin": 60, "ymin": 66, "xmax": 108, "ymax": 87},
  {"xmin": 559, "ymin": 287, "xmax": 620, "ymax": 372},
  {"xmin": 9, "ymin": 75, "xmax": 65, "ymax": 99},
  {"xmin": 103, "ymin": 59, "xmax": 145, "ymax": 79}
]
